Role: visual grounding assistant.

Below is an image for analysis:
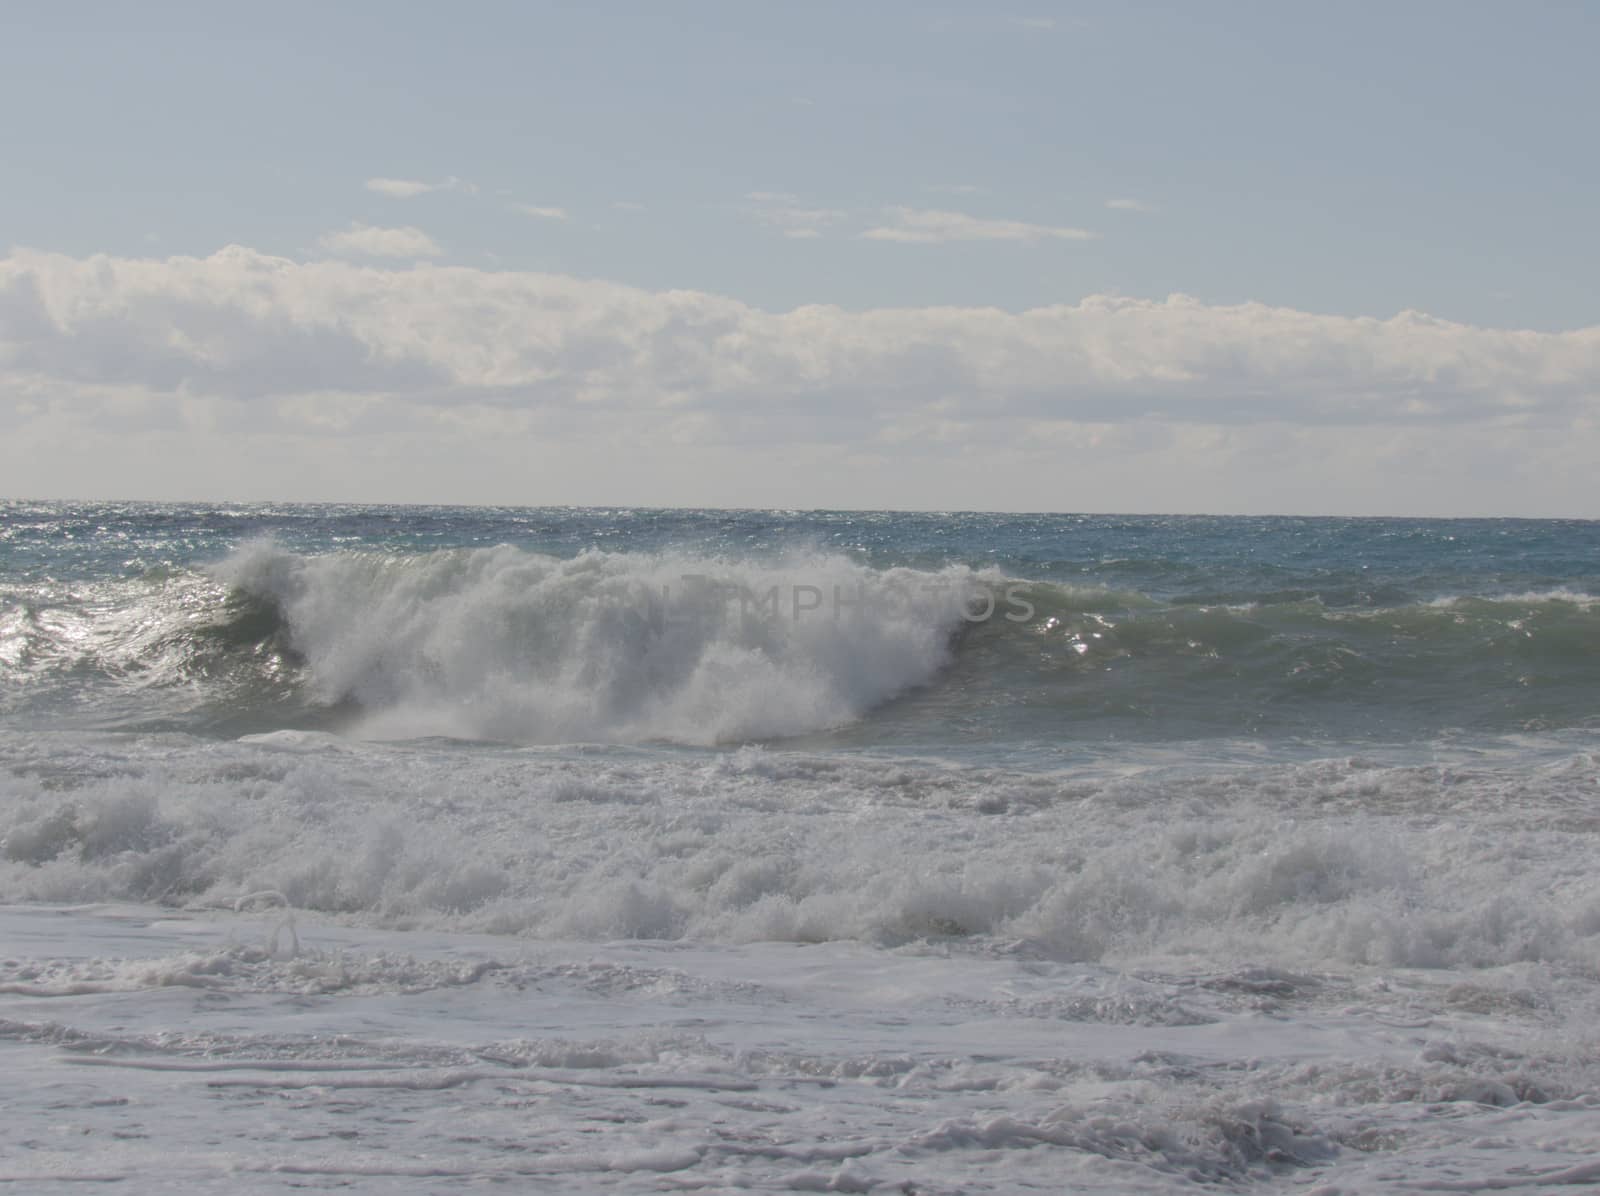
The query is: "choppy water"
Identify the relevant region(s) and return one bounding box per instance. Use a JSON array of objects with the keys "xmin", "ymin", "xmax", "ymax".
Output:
[{"xmin": 3, "ymin": 502, "xmax": 1599, "ymax": 1192}]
